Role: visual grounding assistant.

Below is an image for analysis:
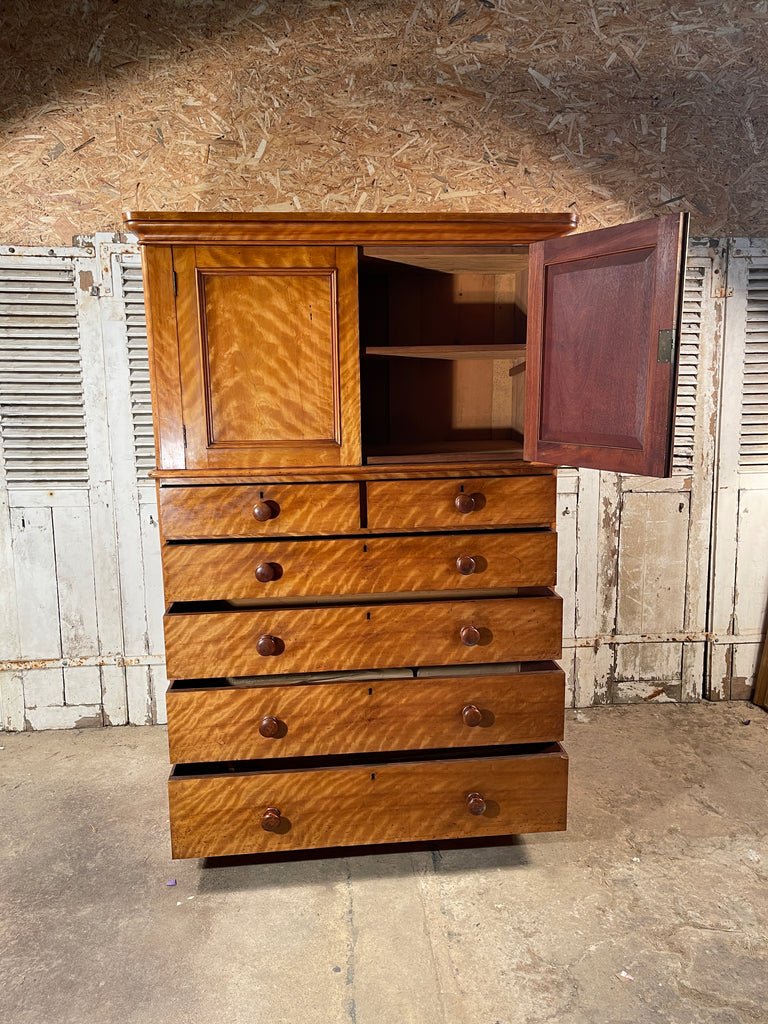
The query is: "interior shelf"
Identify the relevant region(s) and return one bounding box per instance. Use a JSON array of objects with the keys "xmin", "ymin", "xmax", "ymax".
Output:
[
  {"xmin": 365, "ymin": 344, "xmax": 526, "ymax": 360},
  {"xmin": 365, "ymin": 440, "xmax": 524, "ymax": 464}
]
